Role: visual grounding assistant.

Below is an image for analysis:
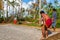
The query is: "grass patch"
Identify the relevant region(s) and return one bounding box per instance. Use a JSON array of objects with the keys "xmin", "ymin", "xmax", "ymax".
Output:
[
  {"xmin": 56, "ymin": 19, "xmax": 60, "ymax": 28},
  {"xmin": 26, "ymin": 19, "xmax": 60, "ymax": 28},
  {"xmin": 56, "ymin": 23, "xmax": 60, "ymax": 28},
  {"xmin": 26, "ymin": 23, "xmax": 39, "ymax": 27}
]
